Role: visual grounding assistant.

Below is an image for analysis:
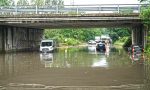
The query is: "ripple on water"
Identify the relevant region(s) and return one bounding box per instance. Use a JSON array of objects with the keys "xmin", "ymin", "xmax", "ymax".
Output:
[{"xmin": 2, "ymin": 83, "xmax": 144, "ymax": 90}]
